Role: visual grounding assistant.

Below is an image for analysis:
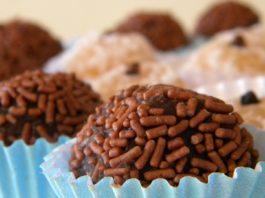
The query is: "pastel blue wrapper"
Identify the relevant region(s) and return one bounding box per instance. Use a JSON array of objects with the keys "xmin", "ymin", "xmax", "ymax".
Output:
[
  {"xmin": 41, "ymin": 125, "xmax": 265, "ymax": 198},
  {"xmin": 0, "ymin": 136, "xmax": 69, "ymax": 198}
]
